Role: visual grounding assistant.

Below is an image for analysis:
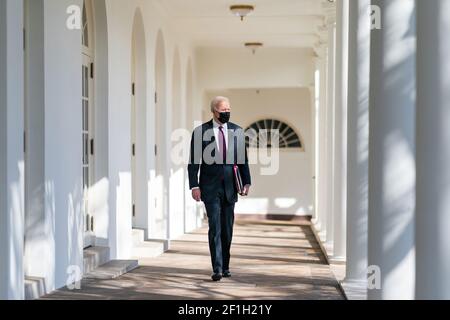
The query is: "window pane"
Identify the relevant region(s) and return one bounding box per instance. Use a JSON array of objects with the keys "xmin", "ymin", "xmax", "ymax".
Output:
[
  {"xmin": 273, "ymin": 120, "xmax": 281, "ymax": 130},
  {"xmin": 83, "ymin": 133, "xmax": 89, "ymax": 165},
  {"xmin": 85, "ymin": 67, "xmax": 89, "ymax": 97},
  {"xmin": 82, "ymin": 66, "xmax": 85, "ymax": 97}
]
